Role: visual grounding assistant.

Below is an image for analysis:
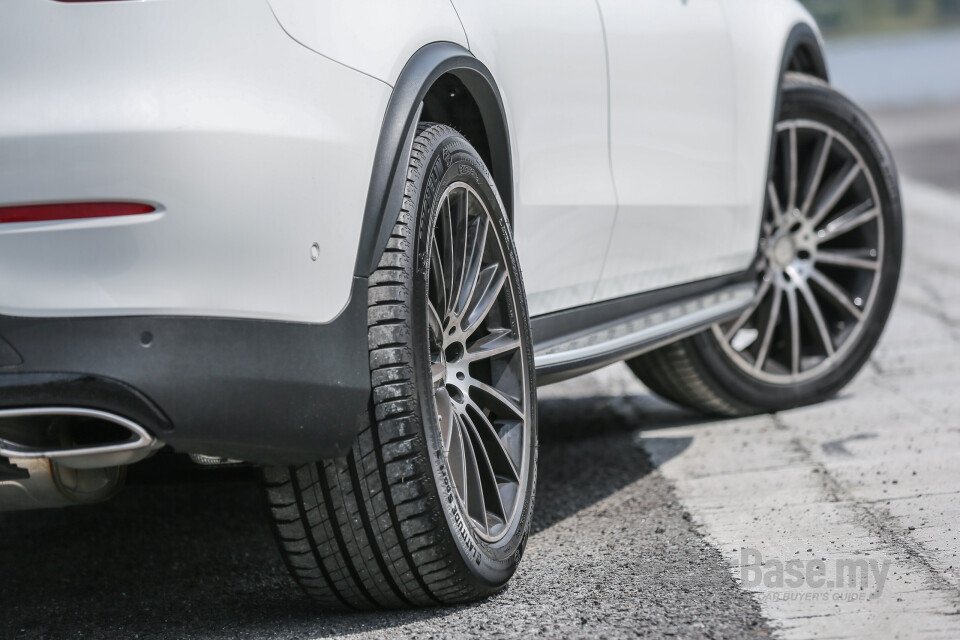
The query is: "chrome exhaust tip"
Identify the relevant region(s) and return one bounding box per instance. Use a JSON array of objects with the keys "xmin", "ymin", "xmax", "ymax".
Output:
[
  {"xmin": 0, "ymin": 408, "xmax": 164, "ymax": 511},
  {"xmin": 0, "ymin": 407, "xmax": 162, "ymax": 469}
]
